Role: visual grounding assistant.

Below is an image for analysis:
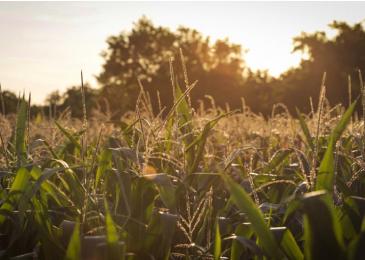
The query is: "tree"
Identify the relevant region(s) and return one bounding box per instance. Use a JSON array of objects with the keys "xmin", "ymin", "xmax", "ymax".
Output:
[
  {"xmin": 58, "ymin": 84, "xmax": 98, "ymax": 119},
  {"xmin": 277, "ymin": 20, "xmax": 365, "ymax": 114},
  {"xmin": 0, "ymin": 89, "xmax": 18, "ymax": 116},
  {"xmin": 97, "ymin": 16, "xmax": 247, "ymax": 117},
  {"xmin": 241, "ymin": 69, "xmax": 277, "ymax": 116}
]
